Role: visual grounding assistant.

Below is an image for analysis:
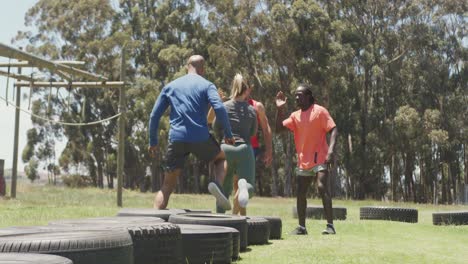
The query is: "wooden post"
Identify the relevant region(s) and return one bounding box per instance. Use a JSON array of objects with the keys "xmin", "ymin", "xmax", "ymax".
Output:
[
  {"xmin": 117, "ymin": 47, "xmax": 126, "ymax": 207},
  {"xmin": 0, "ymin": 159, "xmax": 5, "ymax": 196},
  {"xmin": 11, "ymin": 60, "xmax": 22, "ymax": 198}
]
